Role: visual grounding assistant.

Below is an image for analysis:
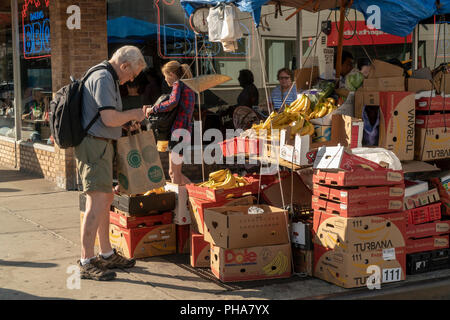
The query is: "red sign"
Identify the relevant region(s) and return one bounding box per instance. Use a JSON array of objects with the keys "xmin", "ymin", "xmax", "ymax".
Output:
[{"xmin": 327, "ymin": 21, "xmax": 412, "ymax": 47}]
